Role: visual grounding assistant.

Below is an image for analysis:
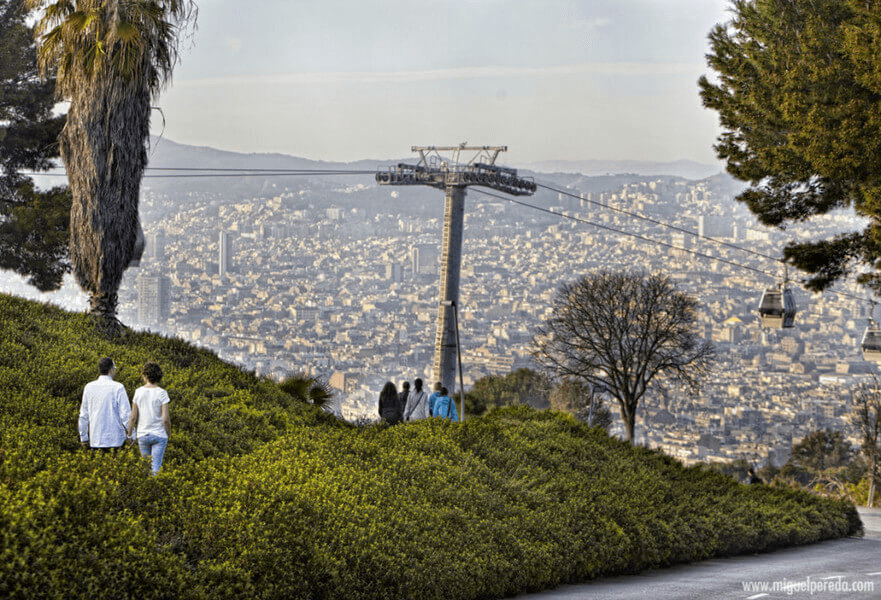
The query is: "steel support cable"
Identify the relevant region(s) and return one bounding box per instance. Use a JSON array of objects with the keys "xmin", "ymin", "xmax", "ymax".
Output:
[
  {"xmin": 146, "ymin": 167, "xmax": 376, "ymax": 175},
  {"xmin": 21, "ymin": 167, "xmax": 378, "ymax": 178},
  {"xmin": 473, "ymin": 187, "xmax": 775, "ymax": 279},
  {"xmin": 21, "ymin": 164, "xmax": 868, "ymax": 304},
  {"xmin": 141, "ymin": 172, "xmax": 372, "ymax": 178},
  {"xmin": 535, "ymin": 183, "xmax": 871, "ymax": 304},
  {"xmin": 535, "ymin": 181, "xmax": 781, "ymax": 264},
  {"xmin": 476, "ymin": 187, "xmax": 869, "ymax": 305}
]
